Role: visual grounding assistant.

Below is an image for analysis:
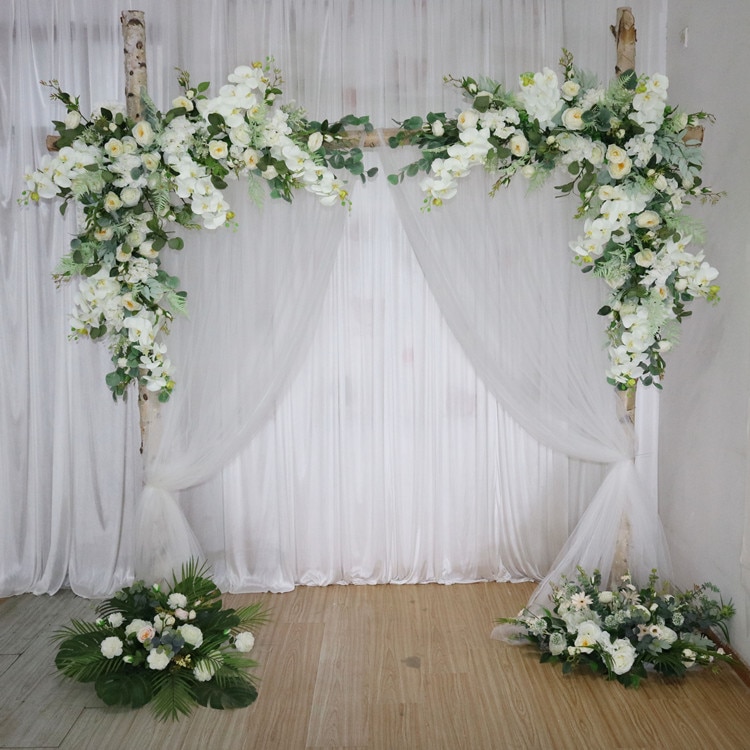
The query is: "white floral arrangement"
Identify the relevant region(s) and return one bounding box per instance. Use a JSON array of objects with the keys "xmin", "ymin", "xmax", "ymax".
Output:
[
  {"xmin": 389, "ymin": 51, "xmax": 721, "ymax": 391},
  {"xmin": 496, "ymin": 568, "xmax": 734, "ymax": 687},
  {"xmin": 53, "ymin": 560, "xmax": 268, "ymax": 720},
  {"xmin": 22, "ymin": 61, "xmax": 375, "ymax": 401}
]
